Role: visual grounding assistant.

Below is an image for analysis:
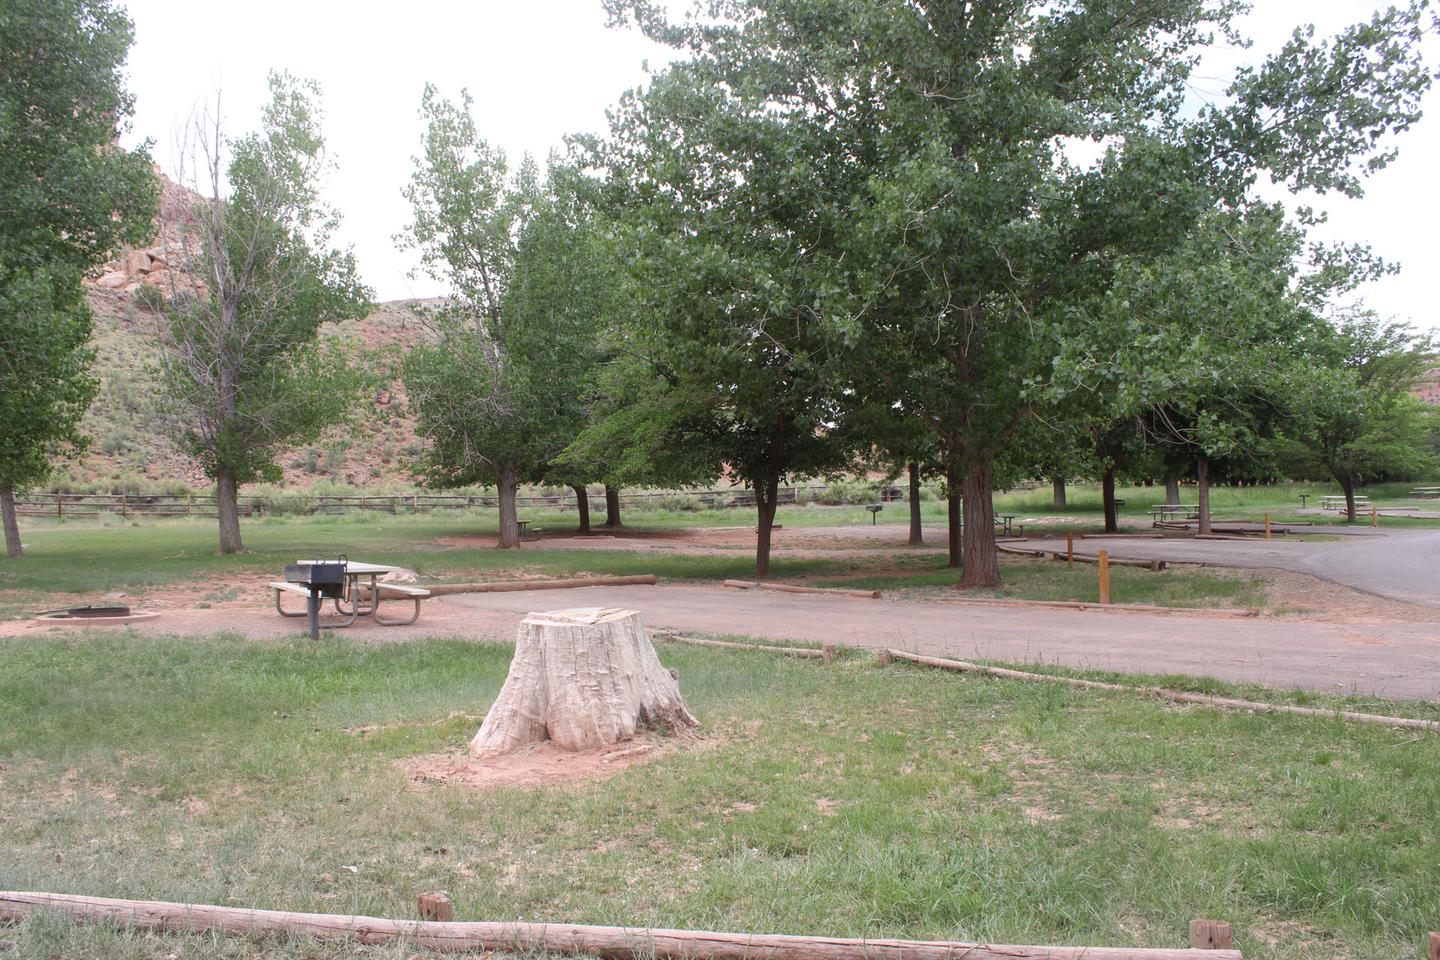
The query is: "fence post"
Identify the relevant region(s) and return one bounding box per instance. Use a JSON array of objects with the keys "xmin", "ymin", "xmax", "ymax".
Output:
[
  {"xmin": 57, "ymin": 494, "xmax": 62, "ymax": 519},
  {"xmin": 120, "ymin": 493, "xmax": 127, "ymax": 518},
  {"xmin": 1097, "ymin": 549, "xmax": 1110, "ymax": 604},
  {"xmin": 1371, "ymin": 505, "xmax": 1378, "ymax": 527},
  {"xmin": 1425, "ymin": 931, "xmax": 1439, "ymax": 960},
  {"xmin": 1188, "ymin": 920, "xmax": 1233, "ymax": 950},
  {"xmin": 1066, "ymin": 532, "xmax": 1074, "ymax": 567},
  {"xmin": 1264, "ymin": 512, "xmax": 1271, "ymax": 539}
]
